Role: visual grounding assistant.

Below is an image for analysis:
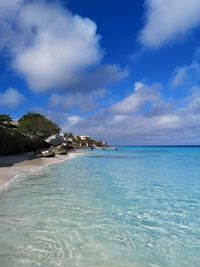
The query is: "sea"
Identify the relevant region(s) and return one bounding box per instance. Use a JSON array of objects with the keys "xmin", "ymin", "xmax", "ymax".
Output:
[{"xmin": 0, "ymin": 147, "xmax": 199, "ymax": 267}]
